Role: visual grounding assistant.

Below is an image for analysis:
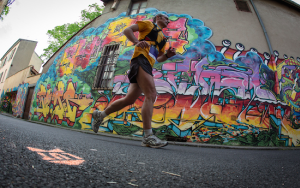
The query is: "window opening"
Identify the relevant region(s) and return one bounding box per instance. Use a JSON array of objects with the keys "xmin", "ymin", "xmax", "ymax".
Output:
[
  {"xmin": 1, "ymin": 70, "xmax": 7, "ymax": 82},
  {"xmin": 10, "ymin": 48, "xmax": 16, "ymax": 60},
  {"xmin": 93, "ymin": 43, "xmax": 120, "ymax": 89},
  {"xmin": 234, "ymin": 0, "xmax": 251, "ymax": 12},
  {"xmin": 2, "ymin": 57, "xmax": 7, "ymax": 67},
  {"xmin": 129, "ymin": 1, "xmax": 147, "ymax": 15}
]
